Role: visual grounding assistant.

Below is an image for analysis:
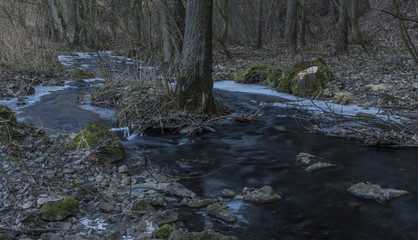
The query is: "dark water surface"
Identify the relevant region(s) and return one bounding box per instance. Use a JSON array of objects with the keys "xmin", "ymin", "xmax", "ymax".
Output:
[
  {"xmin": 7, "ymin": 52, "xmax": 417, "ymax": 239},
  {"xmin": 122, "ymin": 89, "xmax": 418, "ymax": 240}
]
